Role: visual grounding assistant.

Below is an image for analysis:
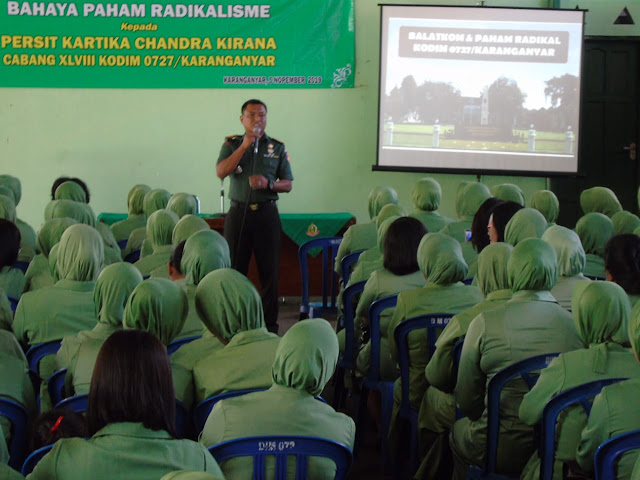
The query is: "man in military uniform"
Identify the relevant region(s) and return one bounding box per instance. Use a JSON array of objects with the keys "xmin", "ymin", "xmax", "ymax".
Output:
[{"xmin": 216, "ymin": 99, "xmax": 293, "ymax": 334}]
